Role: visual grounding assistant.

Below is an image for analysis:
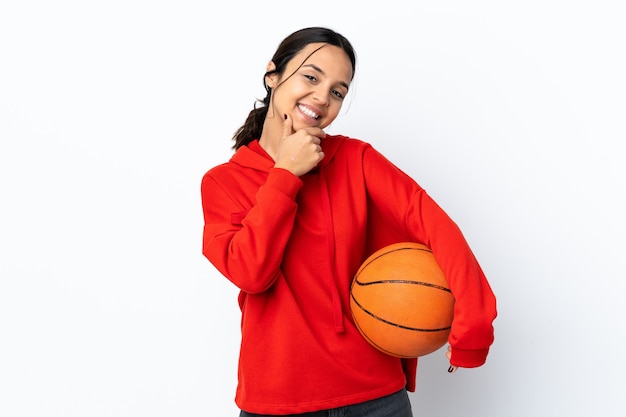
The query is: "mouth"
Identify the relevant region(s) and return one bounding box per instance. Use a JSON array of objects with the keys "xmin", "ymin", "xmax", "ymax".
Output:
[{"xmin": 298, "ymin": 104, "xmax": 321, "ymax": 120}]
